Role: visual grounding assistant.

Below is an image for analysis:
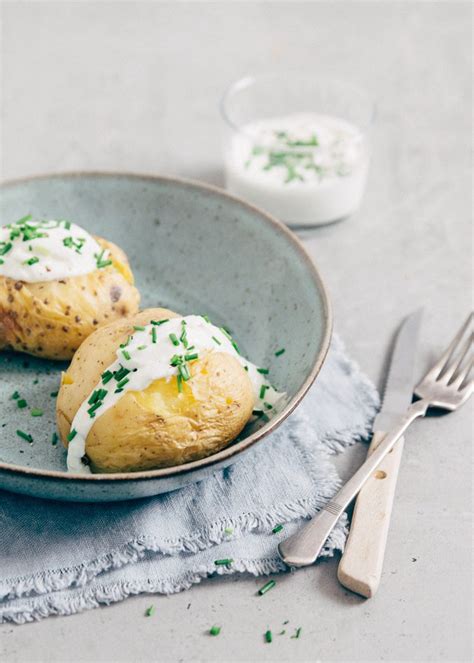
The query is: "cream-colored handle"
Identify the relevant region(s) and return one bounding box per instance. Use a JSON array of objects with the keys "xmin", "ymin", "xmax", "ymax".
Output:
[{"xmin": 337, "ymin": 431, "xmax": 405, "ymax": 598}]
